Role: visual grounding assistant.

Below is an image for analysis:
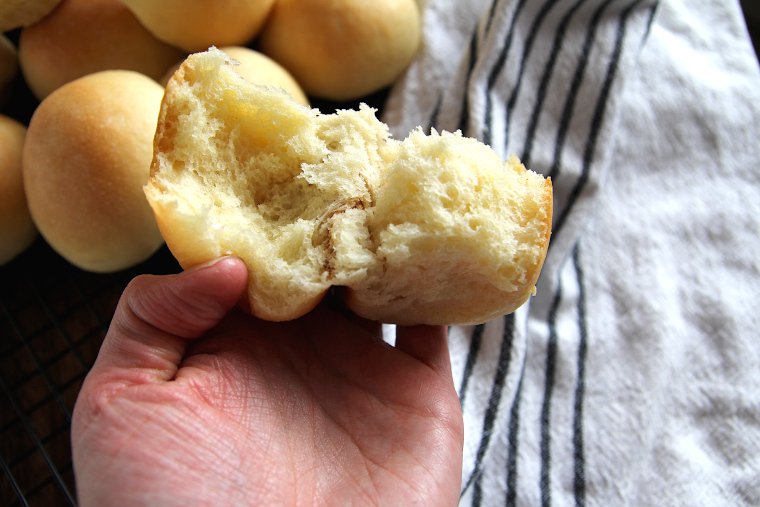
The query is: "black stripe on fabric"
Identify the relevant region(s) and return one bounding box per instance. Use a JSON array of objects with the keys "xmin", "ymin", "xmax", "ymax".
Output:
[
  {"xmin": 458, "ymin": 0, "xmax": 506, "ymax": 140},
  {"xmin": 472, "ymin": 464, "xmax": 484, "ymax": 506},
  {"xmin": 501, "ymin": 0, "xmax": 562, "ymax": 151},
  {"xmin": 540, "ymin": 272, "xmax": 564, "ymax": 507},
  {"xmin": 484, "ymin": 0, "xmax": 505, "ymax": 42},
  {"xmin": 459, "ymin": 324, "xmax": 486, "ymax": 407},
  {"xmin": 642, "ymin": 2, "xmax": 659, "ymax": 45},
  {"xmin": 551, "ymin": 0, "xmax": 647, "ymax": 238},
  {"xmin": 505, "ymin": 343, "xmax": 526, "ymax": 507},
  {"xmin": 457, "ymin": 30, "xmax": 480, "ymax": 137},
  {"xmin": 472, "ymin": 316, "xmax": 517, "ymax": 506},
  {"xmin": 427, "ymin": 94, "xmax": 443, "ymax": 132},
  {"xmin": 572, "ymin": 242, "xmax": 588, "ymax": 507},
  {"xmin": 482, "ymin": 0, "xmax": 529, "ymax": 147},
  {"xmin": 547, "ymin": 0, "xmax": 617, "ymax": 182},
  {"xmin": 459, "ymin": 314, "xmax": 515, "ymax": 501},
  {"xmin": 520, "ymin": 0, "xmax": 588, "ymax": 169}
]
